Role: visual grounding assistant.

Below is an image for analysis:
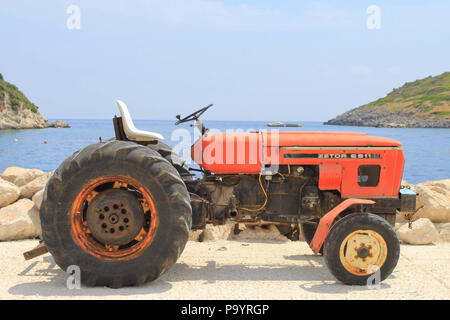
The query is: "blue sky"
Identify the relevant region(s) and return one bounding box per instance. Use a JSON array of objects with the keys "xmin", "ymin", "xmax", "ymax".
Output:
[{"xmin": 0, "ymin": 0, "xmax": 449, "ymax": 121}]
